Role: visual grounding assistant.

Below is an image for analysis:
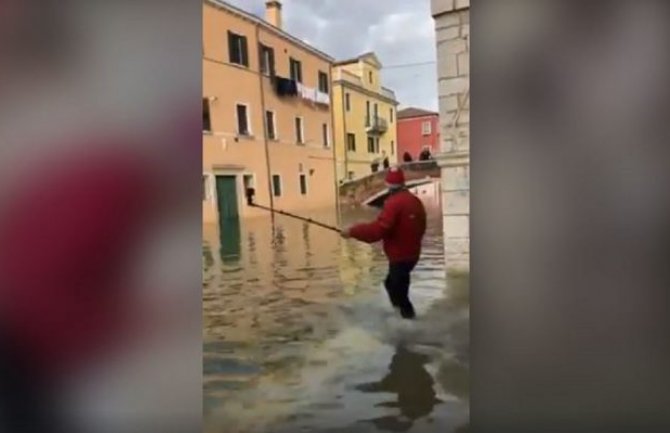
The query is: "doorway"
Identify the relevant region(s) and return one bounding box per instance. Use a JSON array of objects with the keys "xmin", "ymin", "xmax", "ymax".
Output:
[
  {"xmin": 215, "ymin": 175, "xmax": 241, "ymax": 262},
  {"xmin": 215, "ymin": 175, "xmax": 239, "ymax": 219}
]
